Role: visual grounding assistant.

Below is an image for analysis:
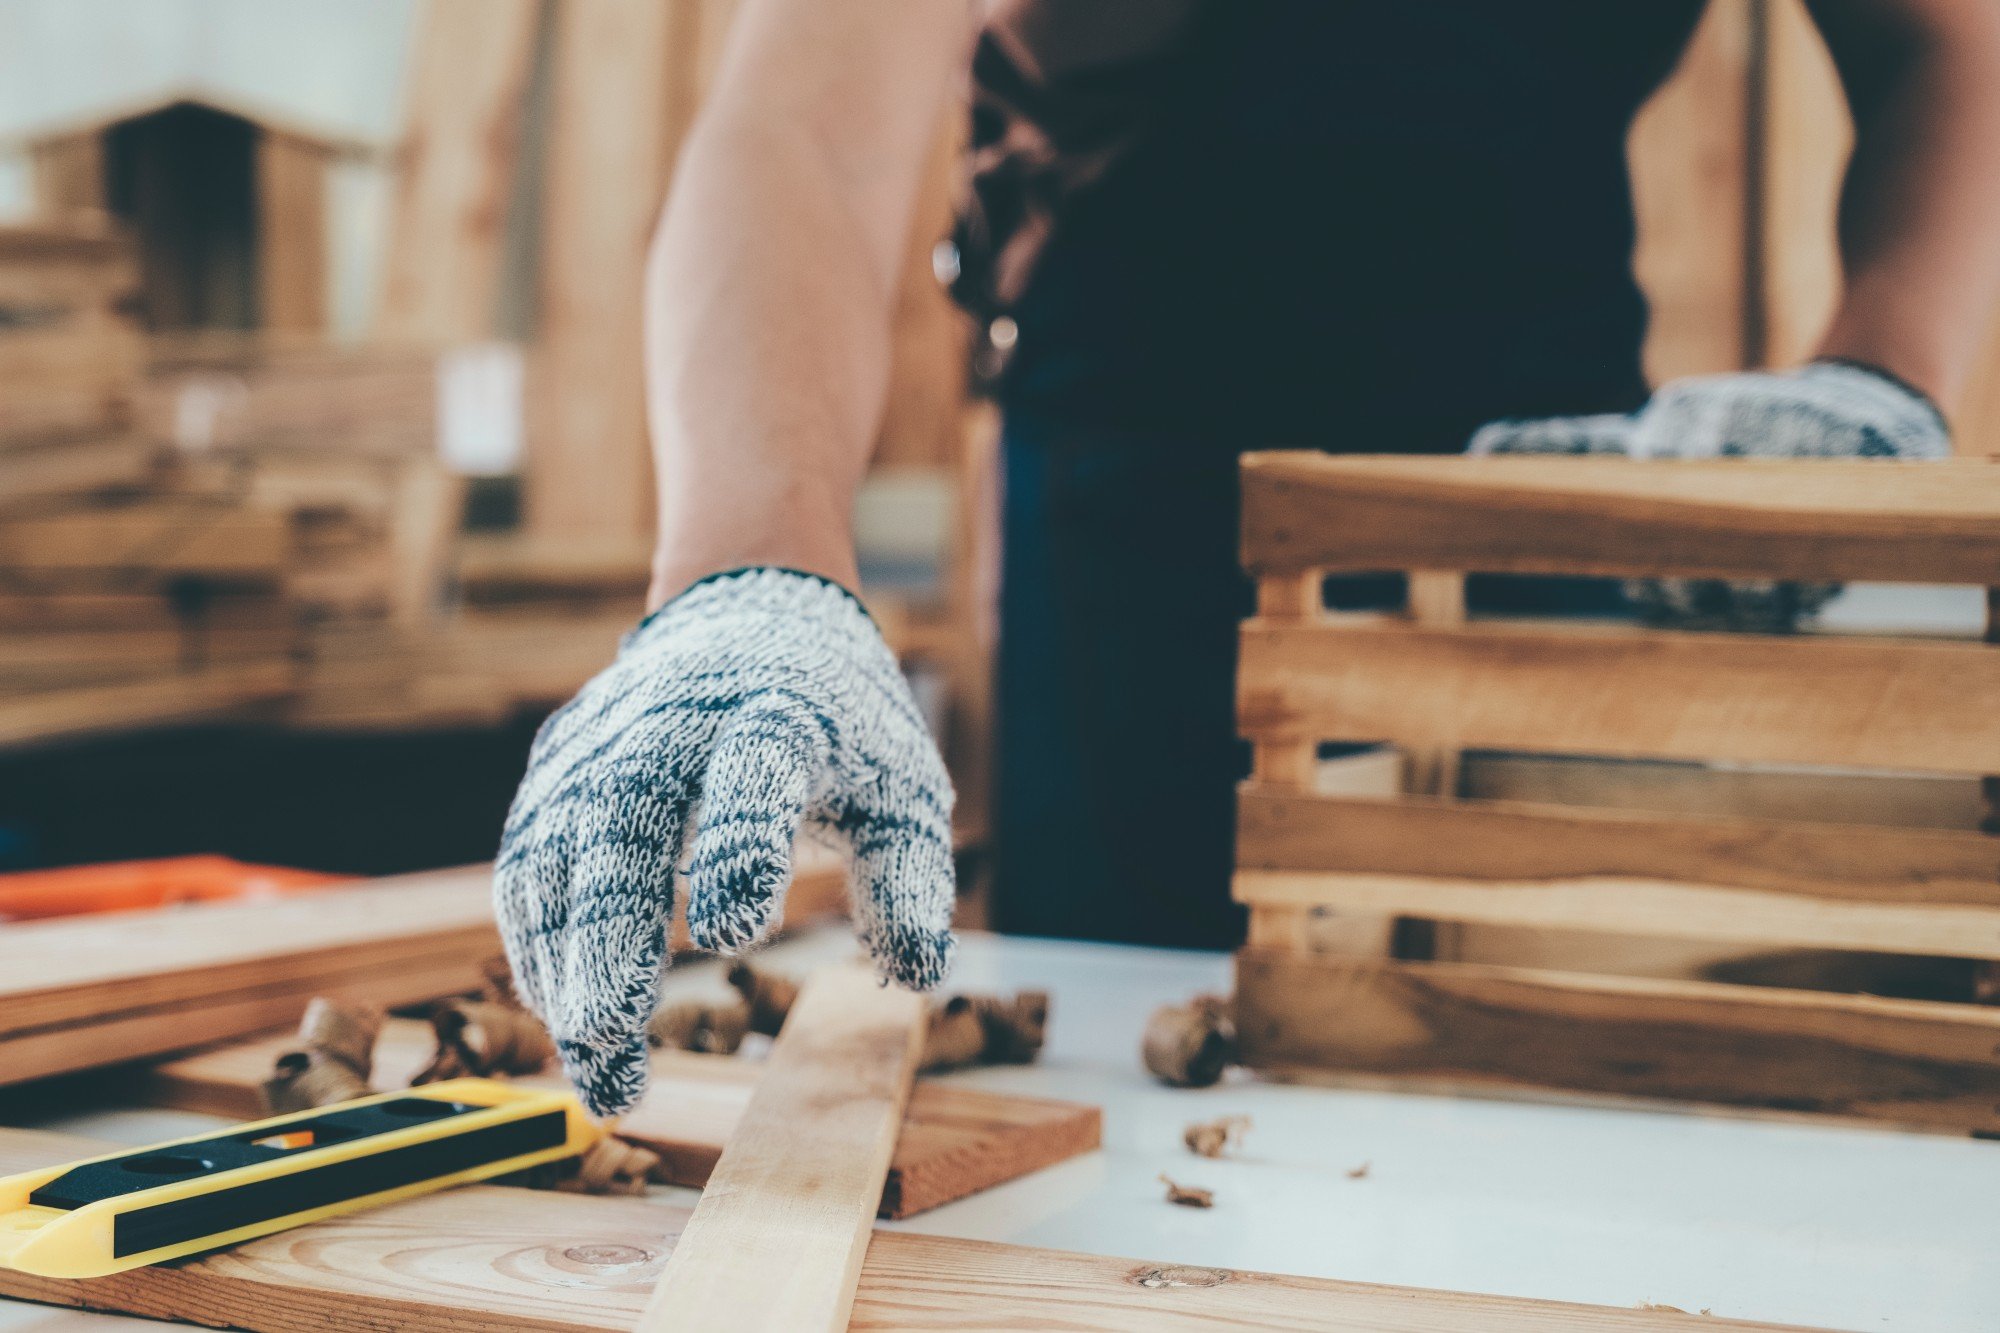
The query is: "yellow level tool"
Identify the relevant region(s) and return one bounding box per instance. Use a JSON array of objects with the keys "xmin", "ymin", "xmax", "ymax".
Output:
[{"xmin": 0, "ymin": 1078, "xmax": 598, "ymax": 1278}]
